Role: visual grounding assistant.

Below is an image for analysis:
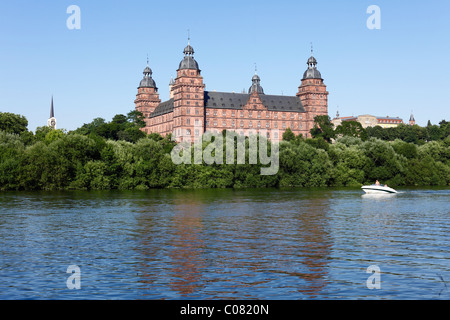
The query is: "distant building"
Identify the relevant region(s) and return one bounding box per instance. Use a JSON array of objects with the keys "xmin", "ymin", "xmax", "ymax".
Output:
[
  {"xmin": 409, "ymin": 112, "xmax": 416, "ymax": 126},
  {"xmin": 134, "ymin": 41, "xmax": 329, "ymax": 142},
  {"xmin": 332, "ymin": 112, "xmax": 404, "ymax": 128},
  {"xmin": 47, "ymin": 96, "xmax": 57, "ymax": 129}
]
